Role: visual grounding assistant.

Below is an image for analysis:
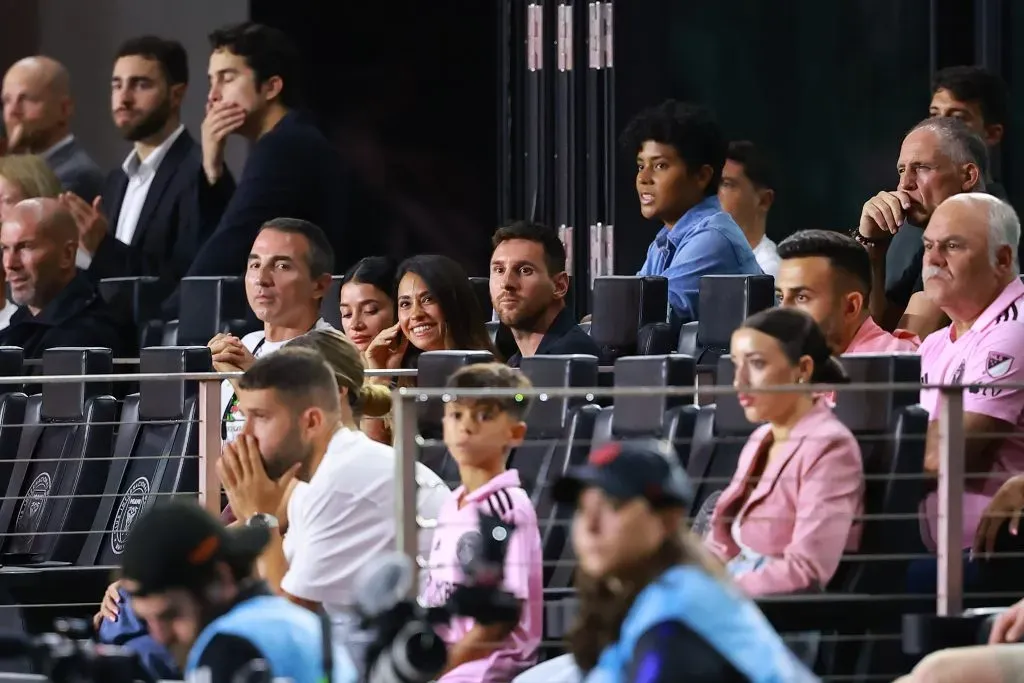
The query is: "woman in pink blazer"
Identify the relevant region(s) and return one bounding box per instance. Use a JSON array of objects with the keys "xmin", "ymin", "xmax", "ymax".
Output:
[{"xmin": 706, "ymin": 307, "xmax": 865, "ymax": 596}]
